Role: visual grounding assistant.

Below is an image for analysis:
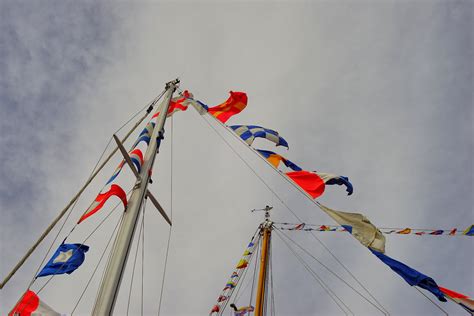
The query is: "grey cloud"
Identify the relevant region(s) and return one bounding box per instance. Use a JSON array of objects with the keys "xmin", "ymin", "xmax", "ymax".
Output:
[{"xmin": 1, "ymin": 1, "xmax": 472, "ymax": 315}]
